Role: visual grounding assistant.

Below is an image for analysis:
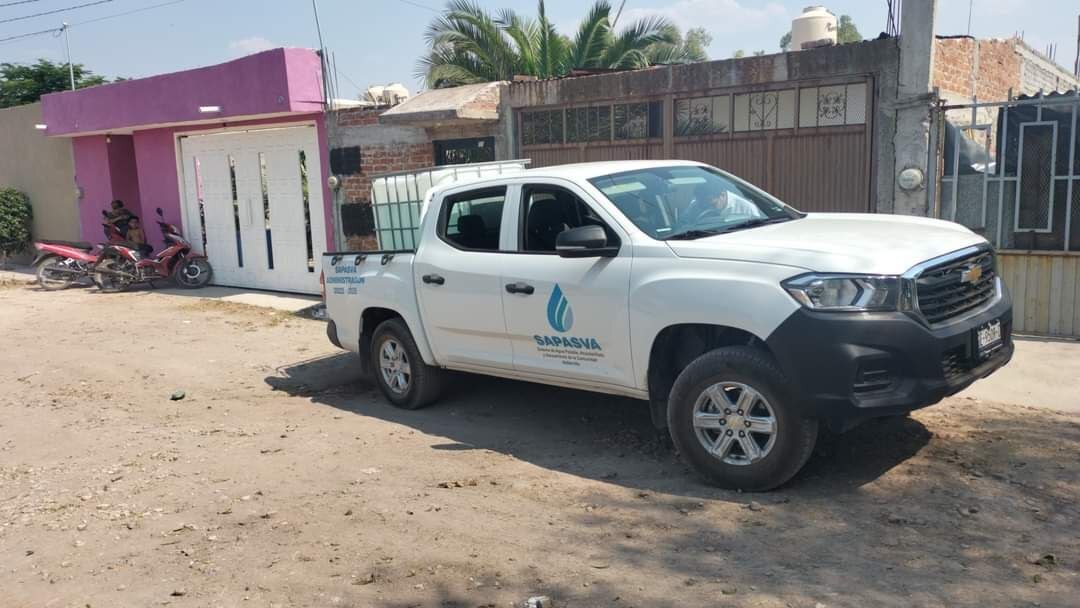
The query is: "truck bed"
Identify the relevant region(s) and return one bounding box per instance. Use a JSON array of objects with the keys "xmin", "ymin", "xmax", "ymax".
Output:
[{"xmin": 321, "ymin": 249, "xmax": 428, "ymax": 360}]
